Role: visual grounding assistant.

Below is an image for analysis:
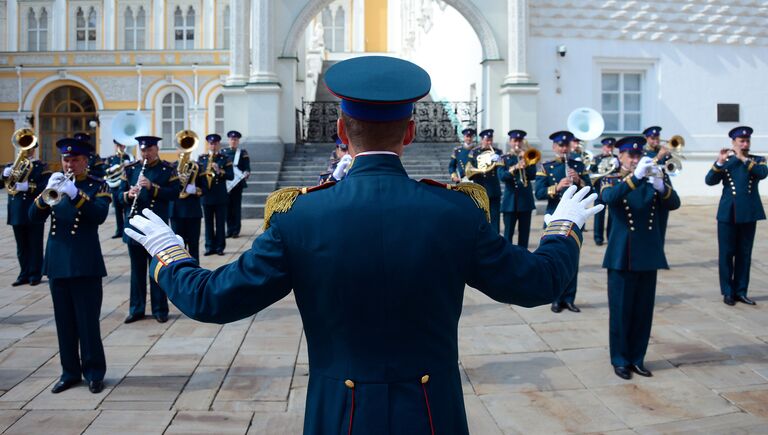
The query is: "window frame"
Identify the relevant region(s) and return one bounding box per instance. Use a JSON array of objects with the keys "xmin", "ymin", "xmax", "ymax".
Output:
[
  {"xmin": 24, "ymin": 5, "xmax": 50, "ymax": 52},
  {"xmin": 594, "ymin": 57, "xmax": 657, "ymax": 136},
  {"xmin": 157, "ymin": 89, "xmax": 188, "ymax": 150},
  {"xmin": 601, "ymin": 71, "xmax": 644, "ymax": 134},
  {"xmin": 172, "ymin": 4, "xmax": 196, "ymax": 50}
]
